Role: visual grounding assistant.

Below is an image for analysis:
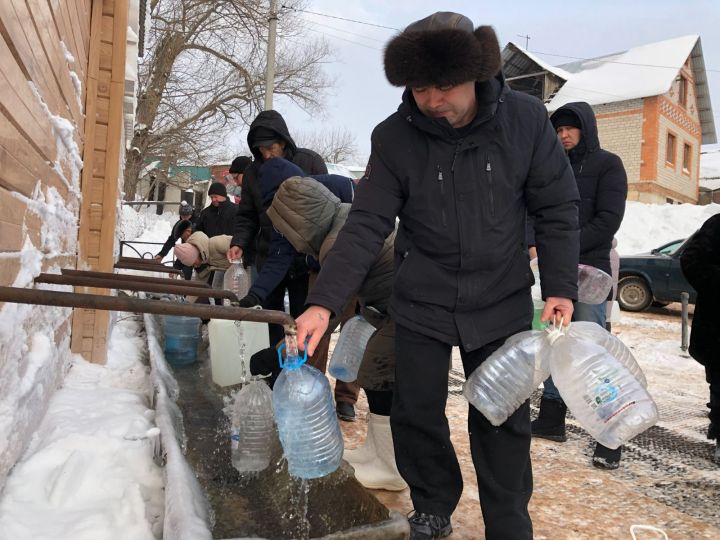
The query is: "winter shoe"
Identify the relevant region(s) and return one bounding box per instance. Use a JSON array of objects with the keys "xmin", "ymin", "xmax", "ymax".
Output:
[
  {"xmin": 531, "ymin": 398, "xmax": 568, "ymax": 442},
  {"xmin": 707, "ymin": 422, "xmax": 719, "ymax": 441},
  {"xmin": 344, "ymin": 413, "xmax": 379, "ymax": 466},
  {"xmin": 715, "ymin": 441, "xmax": 720, "ymax": 464},
  {"xmin": 407, "ymin": 511, "xmax": 452, "ymax": 540},
  {"xmin": 336, "ymin": 401, "xmax": 356, "ymax": 422},
  {"xmin": 350, "ymin": 414, "xmax": 407, "ymax": 491},
  {"xmin": 592, "ymin": 443, "xmax": 622, "ymax": 470}
]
